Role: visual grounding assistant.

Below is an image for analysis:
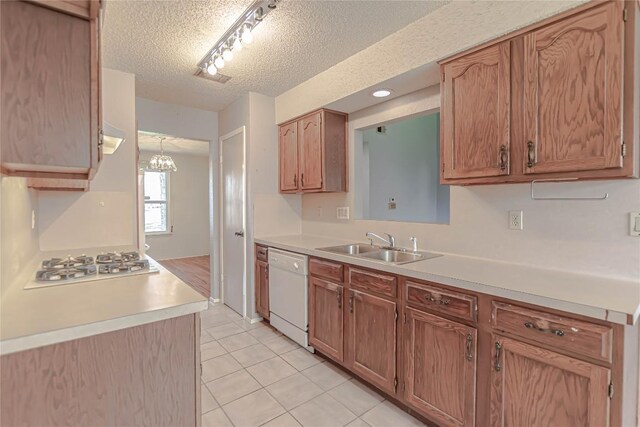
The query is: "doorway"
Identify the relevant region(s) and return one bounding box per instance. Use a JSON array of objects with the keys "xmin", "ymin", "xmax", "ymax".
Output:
[{"xmin": 219, "ymin": 127, "xmax": 246, "ymax": 316}]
